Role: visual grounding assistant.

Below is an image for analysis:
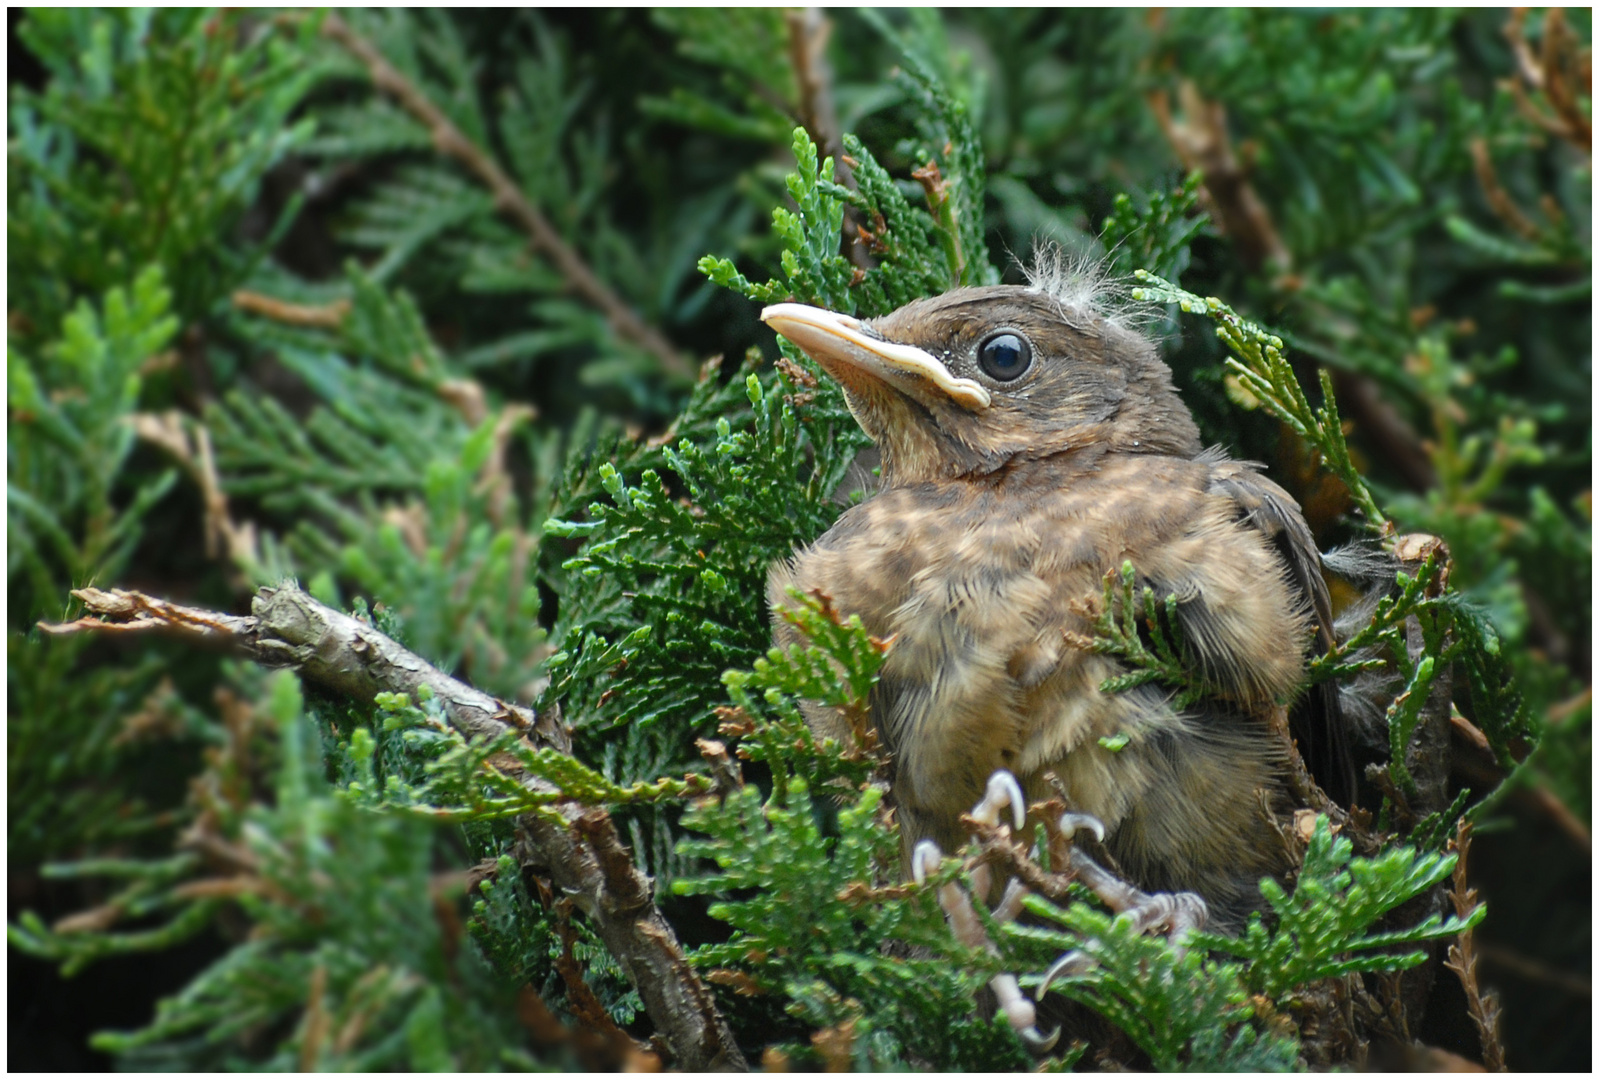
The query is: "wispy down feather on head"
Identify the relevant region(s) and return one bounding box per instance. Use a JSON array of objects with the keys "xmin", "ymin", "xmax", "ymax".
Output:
[{"xmin": 1019, "ymin": 241, "xmax": 1159, "ymax": 335}]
